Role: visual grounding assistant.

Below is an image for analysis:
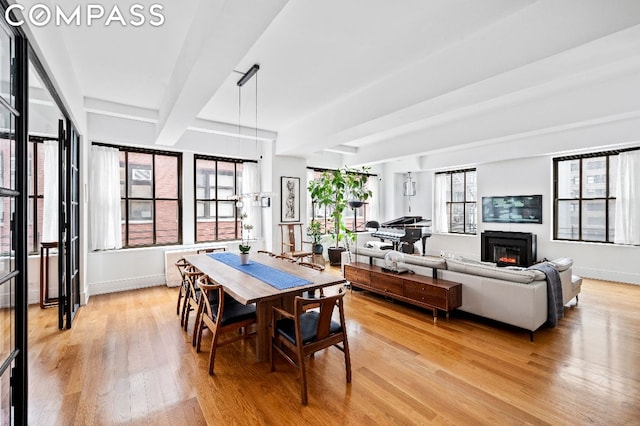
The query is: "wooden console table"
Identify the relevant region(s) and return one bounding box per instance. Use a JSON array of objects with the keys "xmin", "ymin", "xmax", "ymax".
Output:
[{"xmin": 344, "ymin": 262, "xmax": 462, "ymax": 323}]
